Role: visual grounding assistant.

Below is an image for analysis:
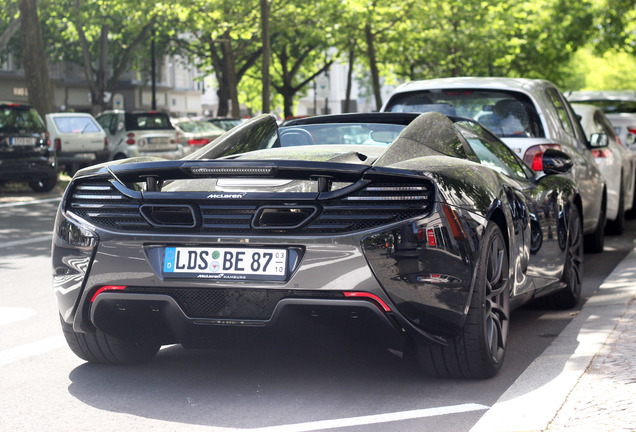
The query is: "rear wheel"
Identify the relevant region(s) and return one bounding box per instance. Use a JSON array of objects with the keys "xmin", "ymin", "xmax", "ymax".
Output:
[
  {"xmin": 29, "ymin": 174, "xmax": 57, "ymax": 193},
  {"xmin": 415, "ymin": 222, "xmax": 510, "ymax": 379},
  {"xmin": 60, "ymin": 315, "xmax": 160, "ymax": 364},
  {"xmin": 538, "ymin": 205, "xmax": 584, "ymax": 309}
]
